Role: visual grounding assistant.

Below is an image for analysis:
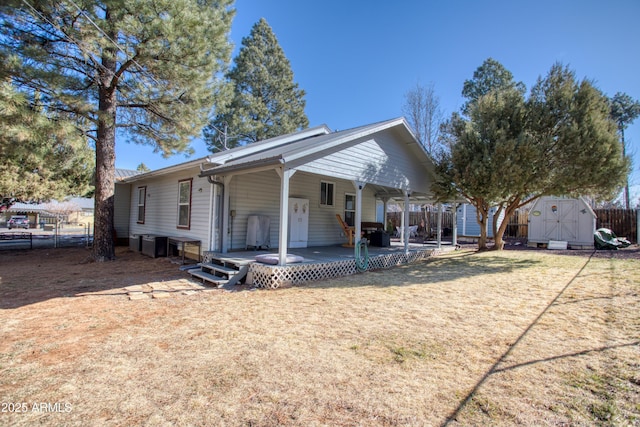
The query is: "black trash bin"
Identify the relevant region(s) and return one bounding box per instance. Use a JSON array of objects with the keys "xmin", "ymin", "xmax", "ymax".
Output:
[{"xmin": 370, "ymin": 231, "xmax": 390, "ymax": 247}]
